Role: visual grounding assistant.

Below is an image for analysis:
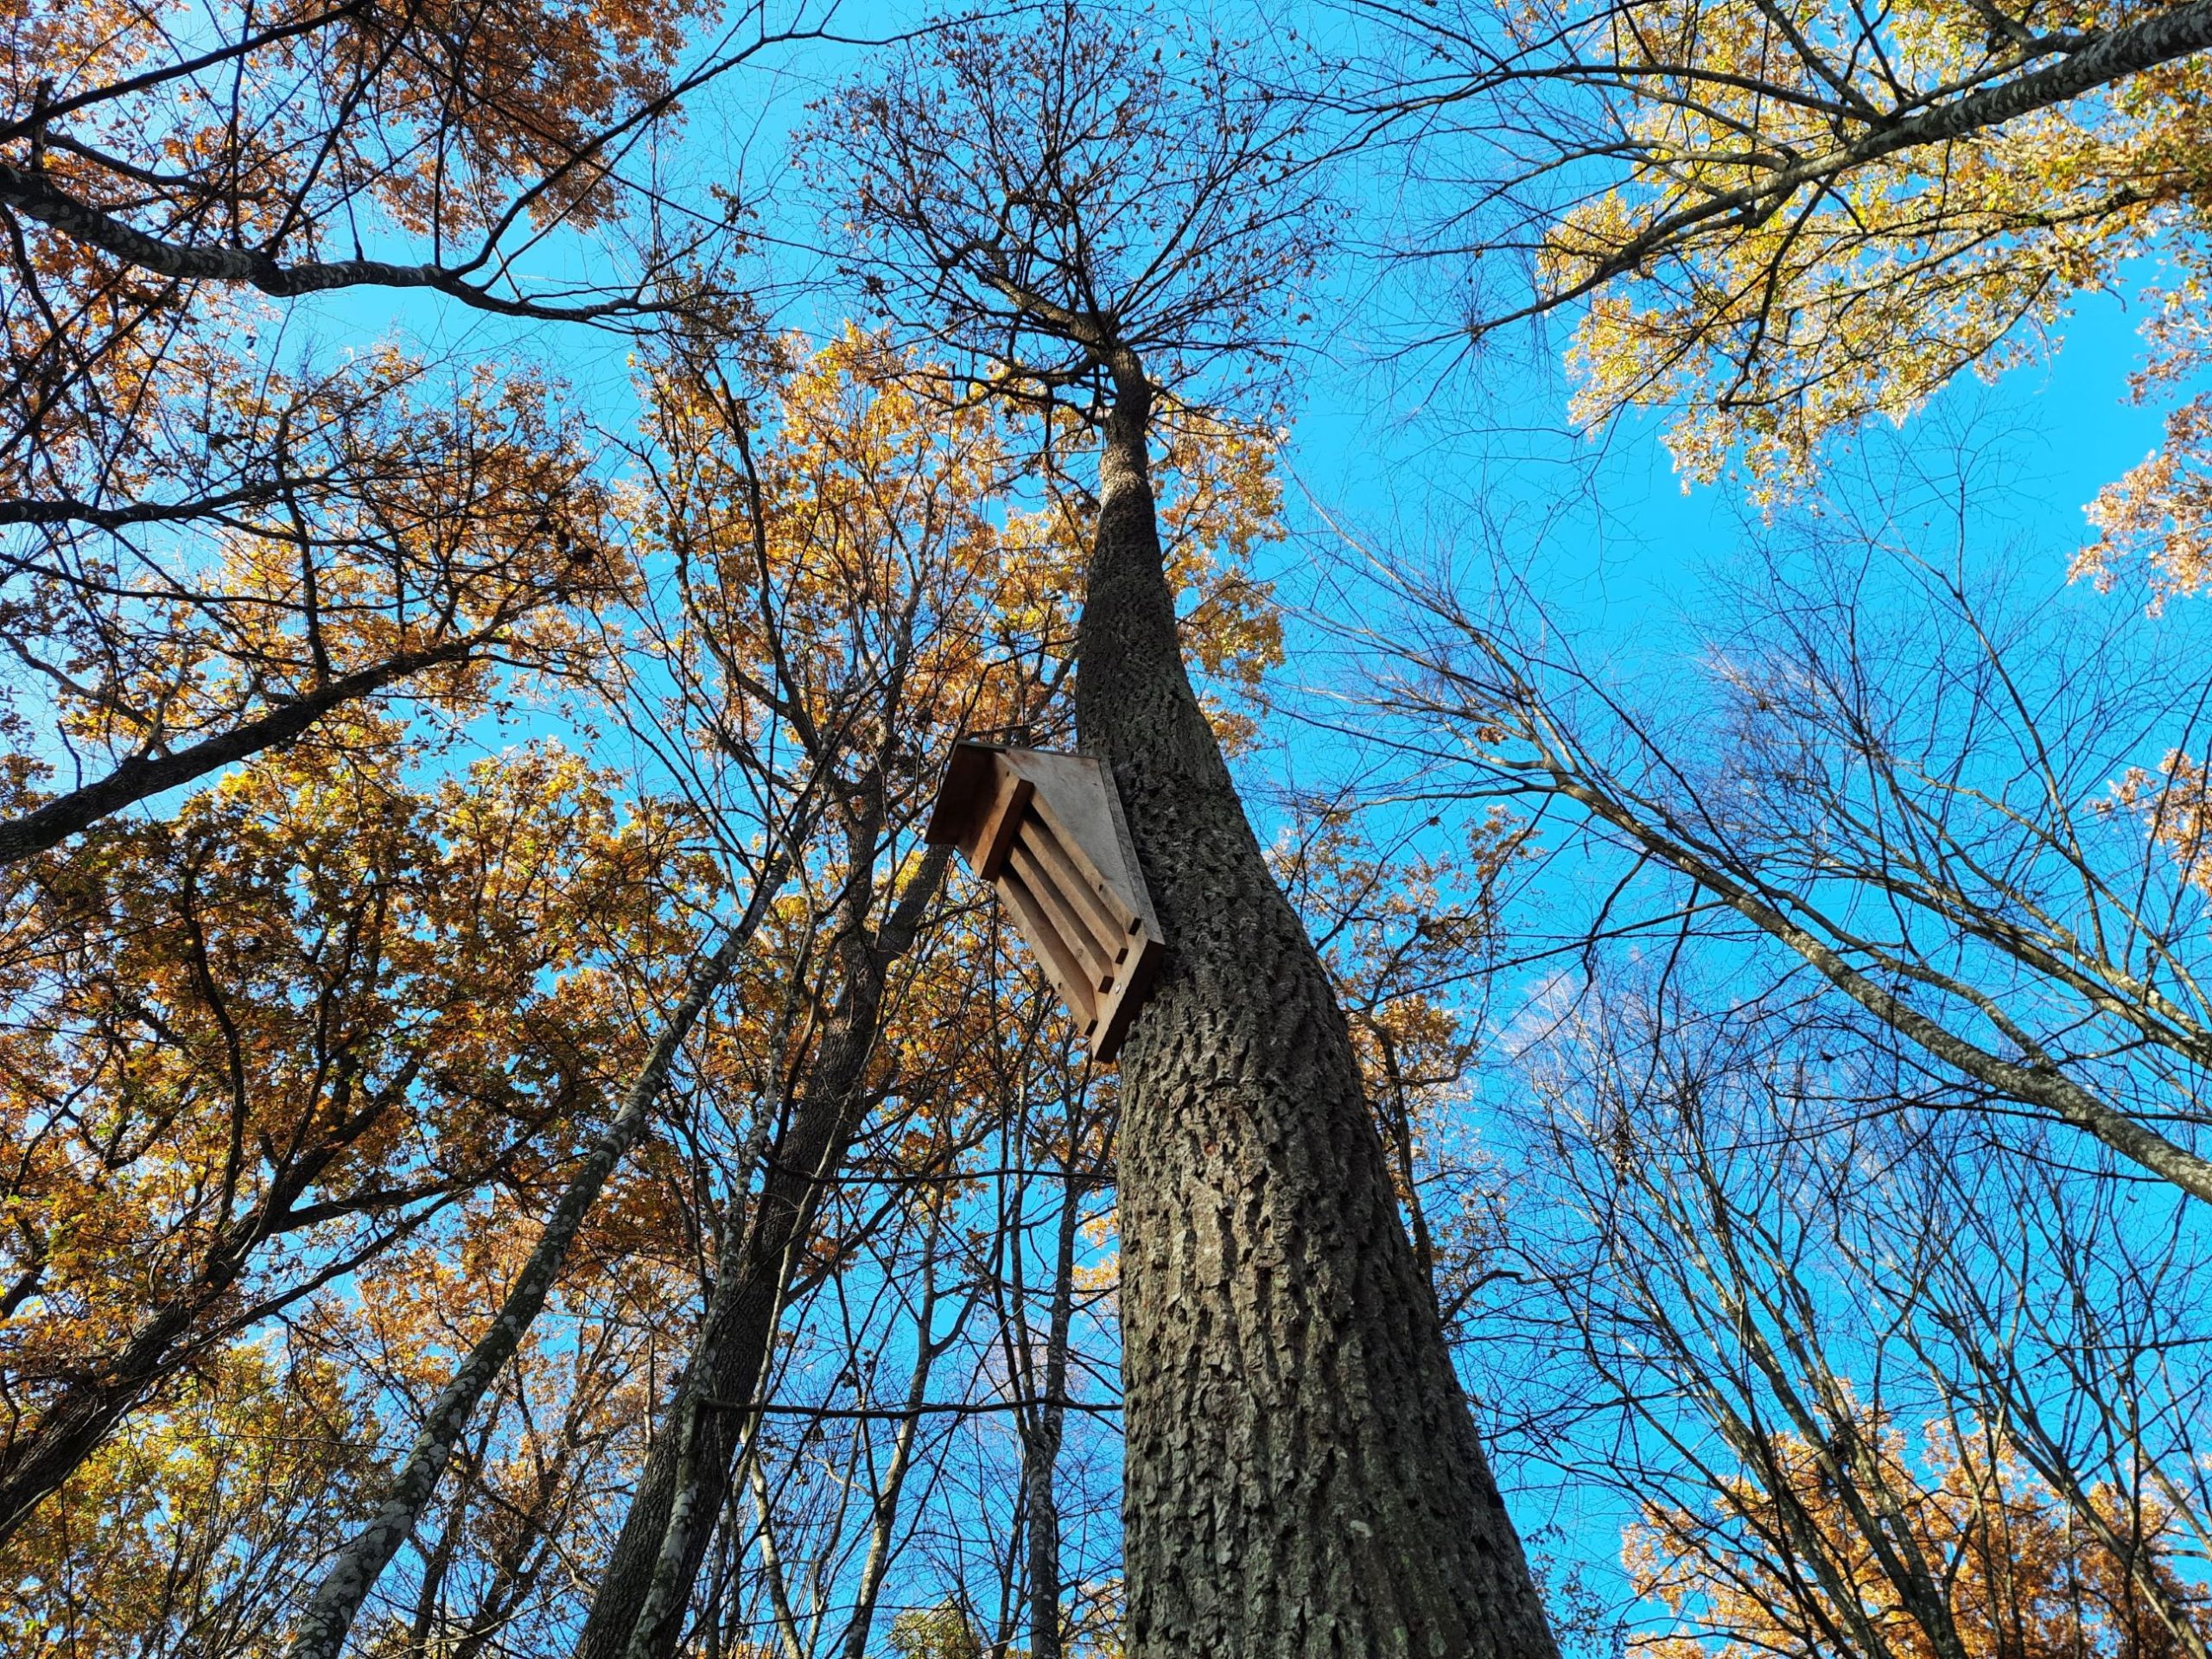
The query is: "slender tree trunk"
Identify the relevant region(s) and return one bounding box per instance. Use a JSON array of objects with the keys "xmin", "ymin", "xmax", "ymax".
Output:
[
  {"xmin": 575, "ymin": 846, "xmax": 950, "ymax": 1659},
  {"xmin": 1020, "ymin": 1164, "xmax": 1081, "ymax": 1659},
  {"xmin": 750, "ymin": 1450, "xmax": 814, "ymax": 1659},
  {"xmin": 839, "ymin": 1212, "xmax": 955, "ymax": 1659},
  {"xmin": 1077, "ymin": 362, "xmax": 1559, "ymax": 1659},
  {"xmin": 400, "ymin": 1433, "xmax": 485, "ymax": 1659},
  {"xmin": 286, "ymin": 856, "xmax": 791, "ymax": 1659}
]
